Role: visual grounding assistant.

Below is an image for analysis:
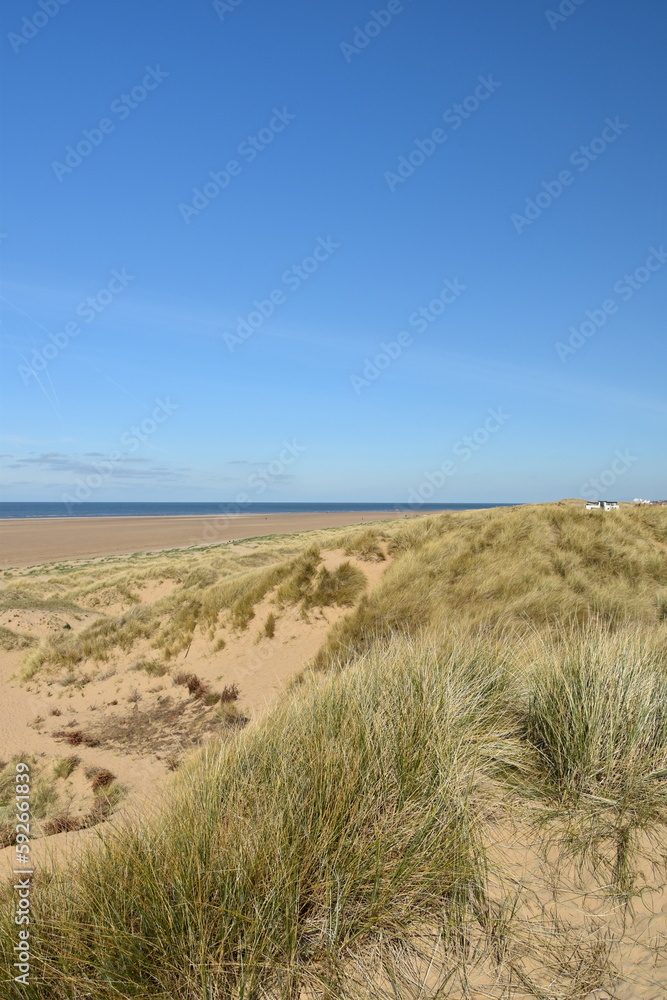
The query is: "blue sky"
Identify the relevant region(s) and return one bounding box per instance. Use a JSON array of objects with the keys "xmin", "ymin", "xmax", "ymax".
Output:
[{"xmin": 1, "ymin": 0, "xmax": 665, "ymax": 504}]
